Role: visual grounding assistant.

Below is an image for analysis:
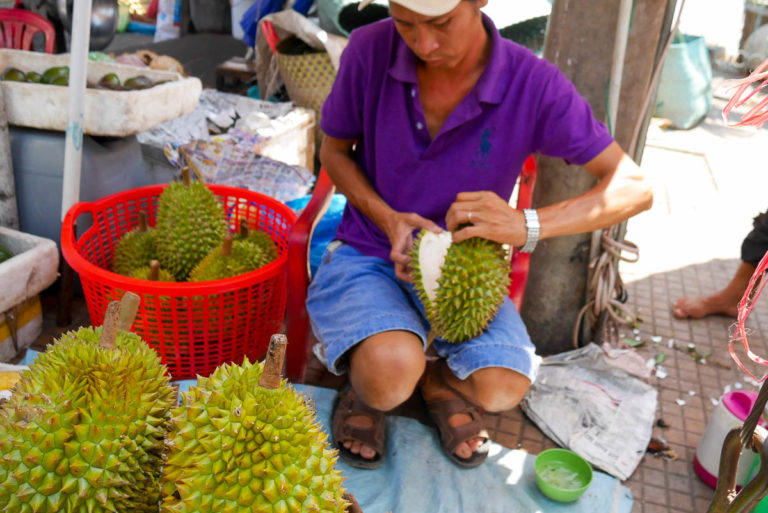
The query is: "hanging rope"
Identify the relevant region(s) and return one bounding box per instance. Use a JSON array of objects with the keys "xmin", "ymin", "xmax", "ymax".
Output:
[{"xmin": 573, "ymin": 226, "xmax": 639, "ymax": 348}]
